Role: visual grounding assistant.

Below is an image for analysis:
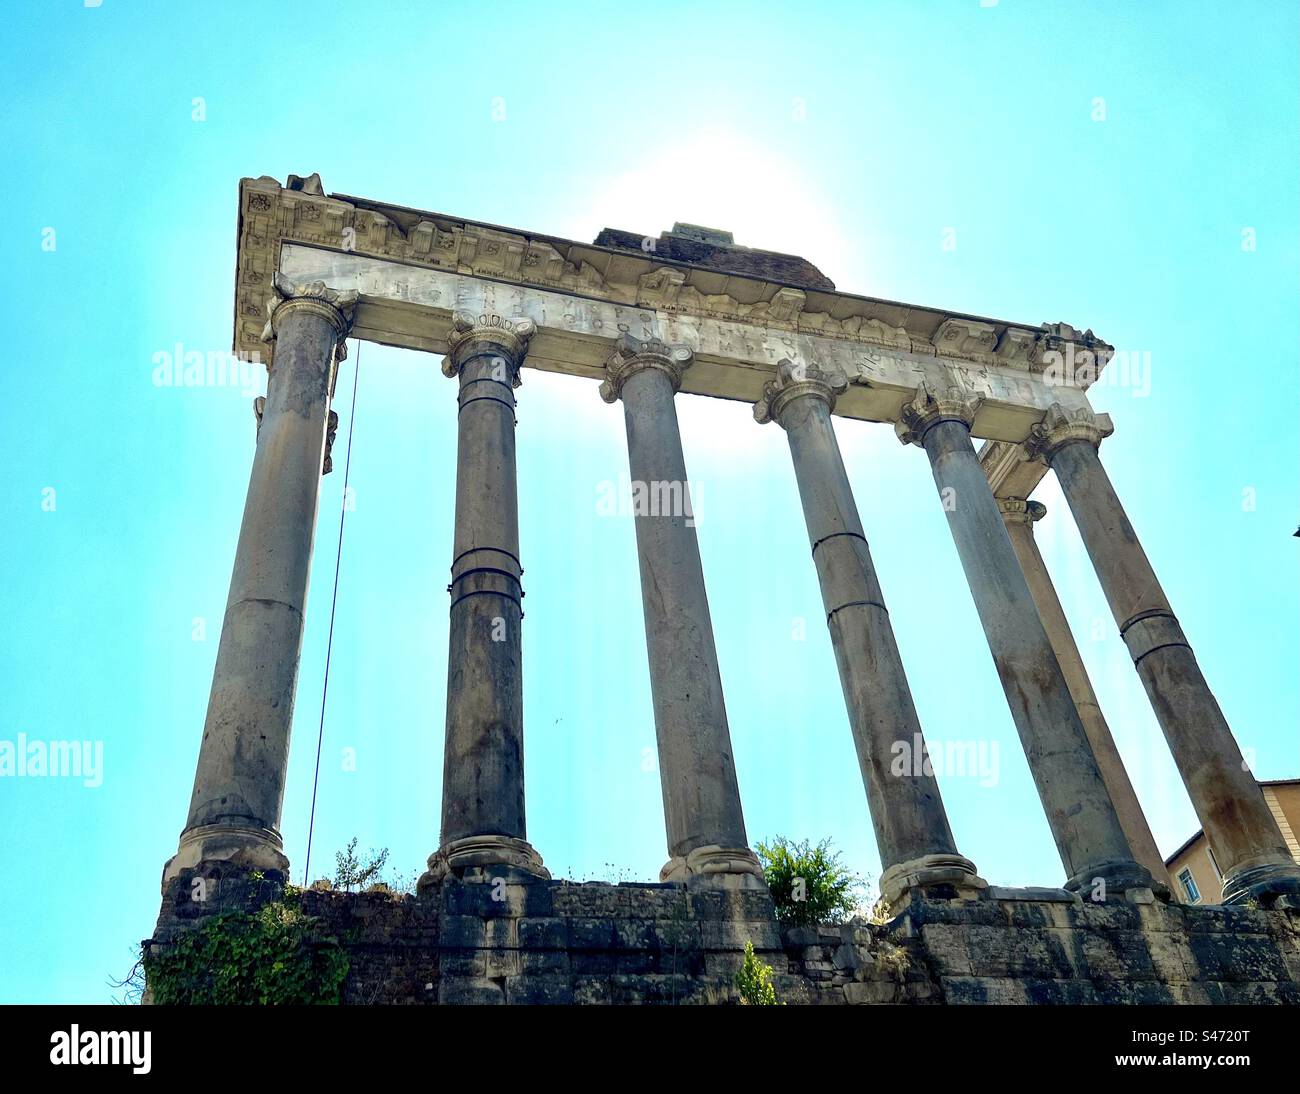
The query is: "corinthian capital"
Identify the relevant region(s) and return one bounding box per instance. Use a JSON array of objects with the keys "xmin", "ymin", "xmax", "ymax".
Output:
[
  {"xmin": 600, "ymin": 334, "xmax": 693, "ymax": 404},
  {"xmin": 1024, "ymin": 402, "xmax": 1114, "ymax": 464},
  {"xmin": 442, "ymin": 312, "xmax": 537, "ymax": 385},
  {"xmin": 997, "ymin": 497, "xmax": 1047, "ymax": 525},
  {"xmin": 753, "ymin": 358, "xmax": 849, "ymax": 425},
  {"xmin": 894, "ymin": 382, "xmax": 984, "ymax": 446},
  {"xmin": 262, "ymin": 272, "xmax": 358, "ymax": 344}
]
